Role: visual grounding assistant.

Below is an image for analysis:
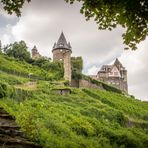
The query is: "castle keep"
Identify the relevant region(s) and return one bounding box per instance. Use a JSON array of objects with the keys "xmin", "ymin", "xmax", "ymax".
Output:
[{"xmin": 52, "ymin": 32, "xmax": 72, "ymax": 82}]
